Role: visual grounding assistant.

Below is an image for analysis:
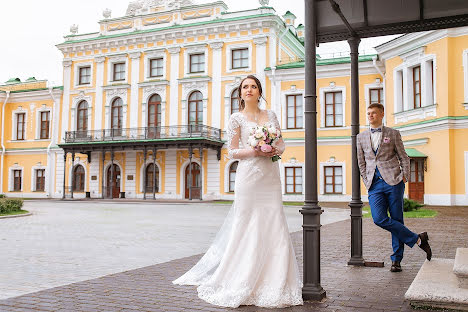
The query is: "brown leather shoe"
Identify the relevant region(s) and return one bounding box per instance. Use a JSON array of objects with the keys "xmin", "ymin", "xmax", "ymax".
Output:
[
  {"xmin": 418, "ymin": 232, "xmax": 432, "ymax": 261},
  {"xmin": 390, "ymin": 261, "xmax": 402, "ymax": 272}
]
